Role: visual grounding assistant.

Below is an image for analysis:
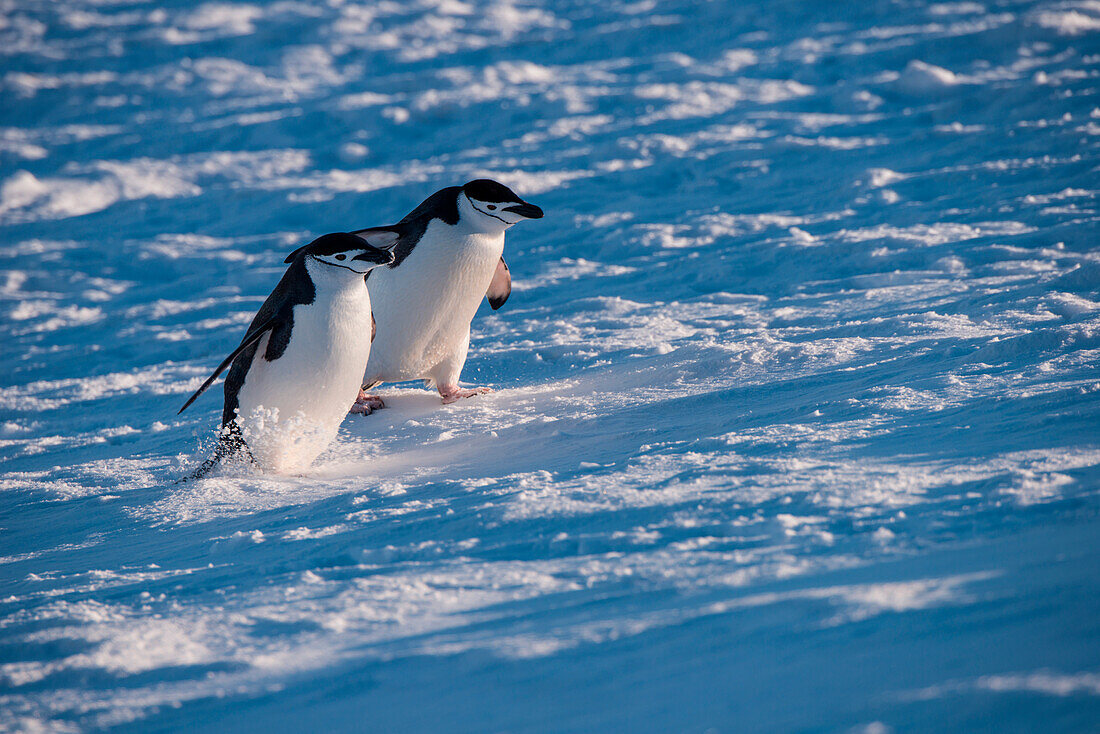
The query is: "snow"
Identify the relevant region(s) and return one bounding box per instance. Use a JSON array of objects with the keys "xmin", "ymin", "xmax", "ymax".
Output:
[
  {"xmin": 1, "ymin": 0, "xmax": 1099, "ymax": 731},
  {"xmin": 894, "ymin": 59, "xmax": 961, "ymax": 94}
]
